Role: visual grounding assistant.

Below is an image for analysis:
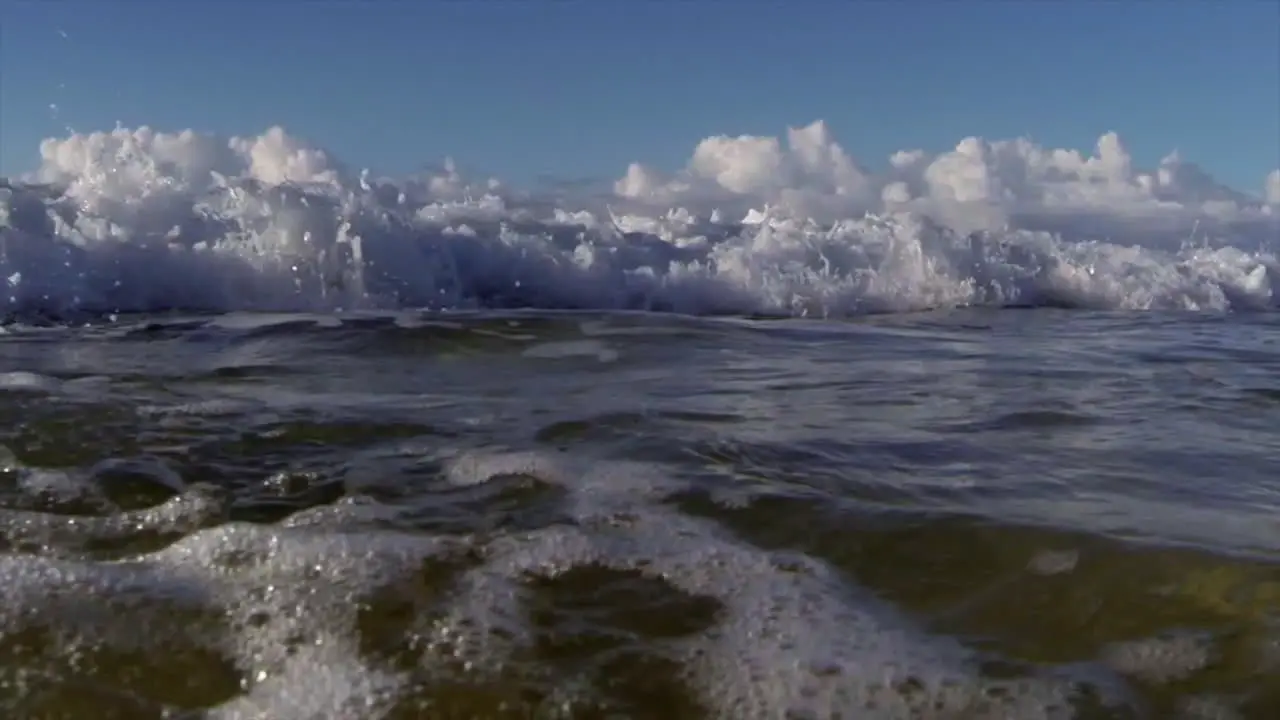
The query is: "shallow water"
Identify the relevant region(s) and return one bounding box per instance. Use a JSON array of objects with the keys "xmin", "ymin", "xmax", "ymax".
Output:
[{"xmin": 0, "ymin": 308, "xmax": 1277, "ymax": 719}]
